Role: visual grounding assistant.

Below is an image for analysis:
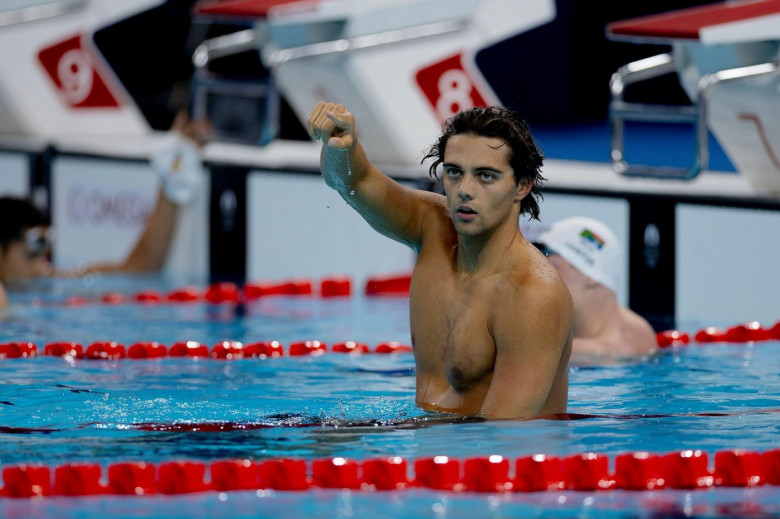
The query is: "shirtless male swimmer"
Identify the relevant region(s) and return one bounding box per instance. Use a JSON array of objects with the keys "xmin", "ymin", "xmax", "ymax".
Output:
[{"xmin": 308, "ymin": 102, "xmax": 573, "ymax": 419}]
